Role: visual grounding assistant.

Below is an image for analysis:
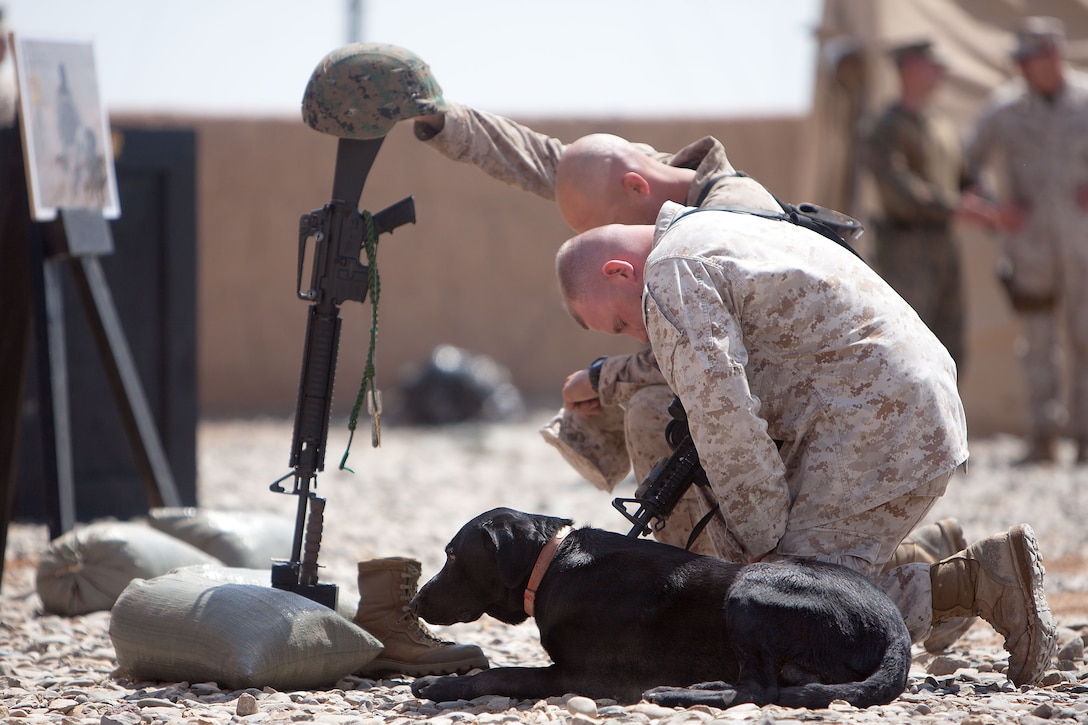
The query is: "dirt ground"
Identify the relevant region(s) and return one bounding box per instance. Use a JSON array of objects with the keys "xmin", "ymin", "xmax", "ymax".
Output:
[{"xmin": 2, "ymin": 412, "xmax": 1086, "ymax": 724}]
